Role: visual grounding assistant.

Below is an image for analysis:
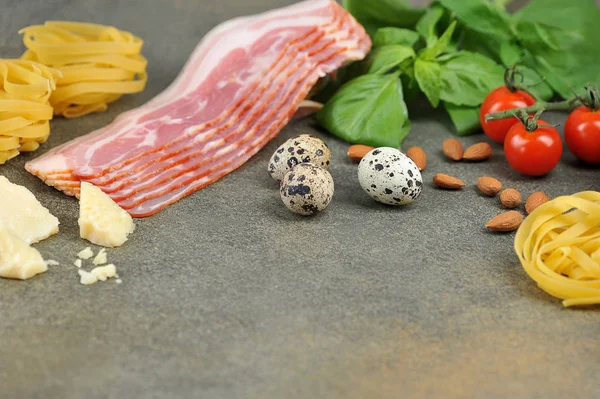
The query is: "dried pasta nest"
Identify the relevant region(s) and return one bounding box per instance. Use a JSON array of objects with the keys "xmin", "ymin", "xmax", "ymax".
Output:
[
  {"xmin": 0, "ymin": 59, "xmax": 60, "ymax": 164},
  {"xmin": 20, "ymin": 21, "xmax": 148, "ymax": 118},
  {"xmin": 515, "ymin": 191, "xmax": 600, "ymax": 307}
]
